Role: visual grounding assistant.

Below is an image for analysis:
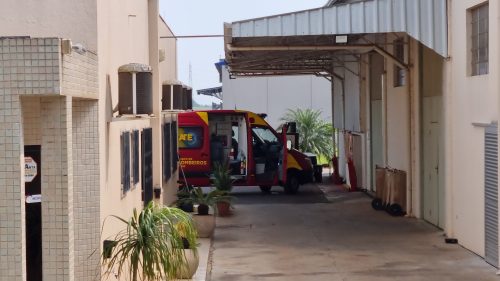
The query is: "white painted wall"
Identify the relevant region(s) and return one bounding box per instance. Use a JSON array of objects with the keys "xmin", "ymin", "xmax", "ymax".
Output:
[
  {"xmin": 446, "ymin": 0, "xmax": 500, "ymax": 256},
  {"xmin": 222, "ymin": 67, "xmax": 332, "ymax": 129}
]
